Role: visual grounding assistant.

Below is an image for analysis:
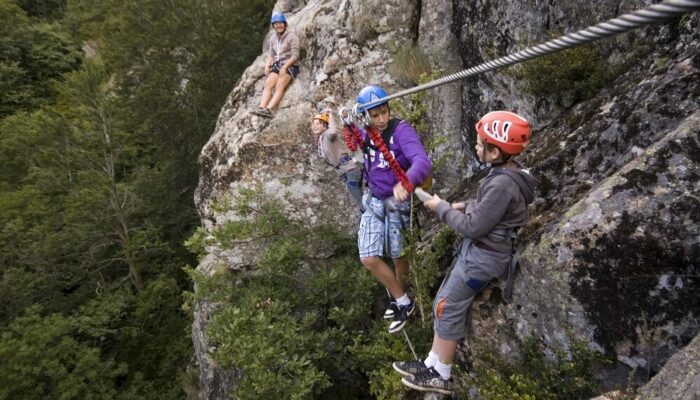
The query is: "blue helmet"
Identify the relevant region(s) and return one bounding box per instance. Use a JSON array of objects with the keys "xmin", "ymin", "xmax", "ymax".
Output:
[
  {"xmin": 271, "ymin": 12, "xmax": 287, "ymax": 24},
  {"xmin": 357, "ymin": 85, "xmax": 389, "ymax": 112}
]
